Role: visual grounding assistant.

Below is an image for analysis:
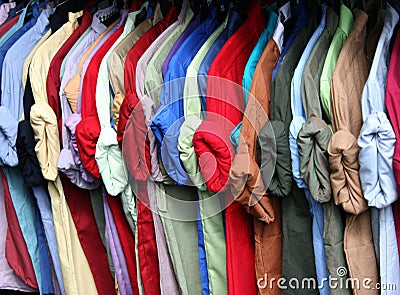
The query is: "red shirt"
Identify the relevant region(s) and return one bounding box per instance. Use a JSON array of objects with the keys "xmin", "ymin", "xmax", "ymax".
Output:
[
  {"xmin": 118, "ymin": 7, "xmax": 177, "ymax": 295},
  {"xmin": 47, "ymin": 8, "xmax": 93, "ymax": 138},
  {"xmin": 0, "ymin": 14, "xmax": 19, "ymax": 38},
  {"xmin": 192, "ymin": 2, "xmax": 266, "ymax": 295},
  {"xmin": 385, "ymin": 26, "xmax": 400, "ymax": 258},
  {"xmin": 1, "ymin": 169, "xmax": 38, "ymax": 289}
]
